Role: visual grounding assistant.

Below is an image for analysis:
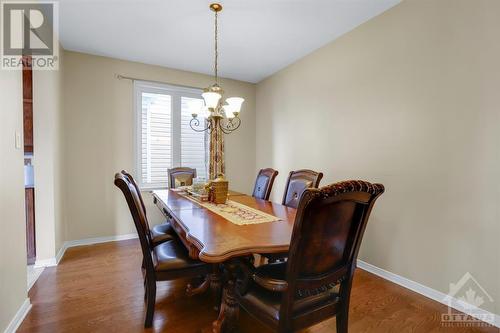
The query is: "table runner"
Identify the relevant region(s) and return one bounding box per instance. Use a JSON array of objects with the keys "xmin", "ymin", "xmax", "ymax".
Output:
[{"xmin": 179, "ymin": 193, "xmax": 281, "ymax": 225}]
